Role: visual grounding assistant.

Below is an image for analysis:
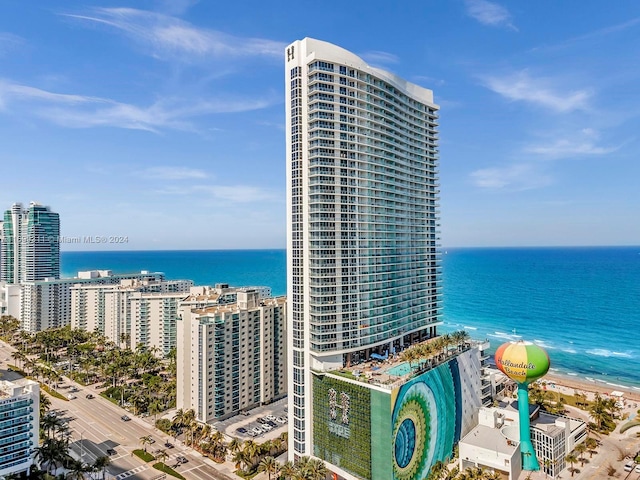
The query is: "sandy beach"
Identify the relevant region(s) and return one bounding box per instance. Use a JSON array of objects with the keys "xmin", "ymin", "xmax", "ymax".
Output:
[{"xmin": 541, "ymin": 372, "xmax": 640, "ymax": 403}]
